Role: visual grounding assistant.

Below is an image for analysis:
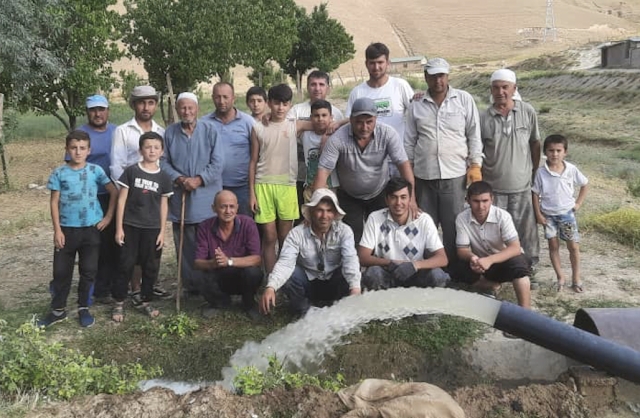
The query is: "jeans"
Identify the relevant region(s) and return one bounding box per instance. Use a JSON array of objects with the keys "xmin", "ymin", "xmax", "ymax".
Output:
[
  {"xmin": 51, "ymin": 226, "xmax": 100, "ymax": 310},
  {"xmin": 281, "ymin": 266, "xmax": 350, "ymax": 315}
]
